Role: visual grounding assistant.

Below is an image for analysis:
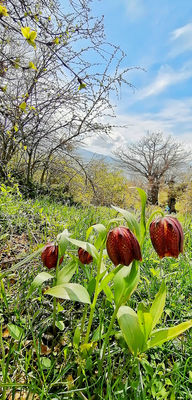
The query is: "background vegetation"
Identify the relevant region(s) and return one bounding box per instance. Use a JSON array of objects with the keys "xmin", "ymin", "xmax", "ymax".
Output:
[
  {"xmin": 1, "ymin": 1, "xmax": 192, "ymax": 399},
  {"xmin": 0, "ymin": 183, "xmax": 192, "ymax": 399}
]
